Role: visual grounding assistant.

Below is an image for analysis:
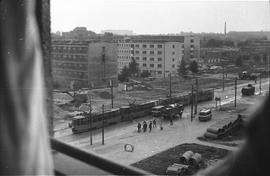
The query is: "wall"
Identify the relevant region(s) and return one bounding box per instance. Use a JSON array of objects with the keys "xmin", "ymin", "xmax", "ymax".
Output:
[{"xmin": 88, "ymin": 42, "xmax": 118, "ymax": 88}]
